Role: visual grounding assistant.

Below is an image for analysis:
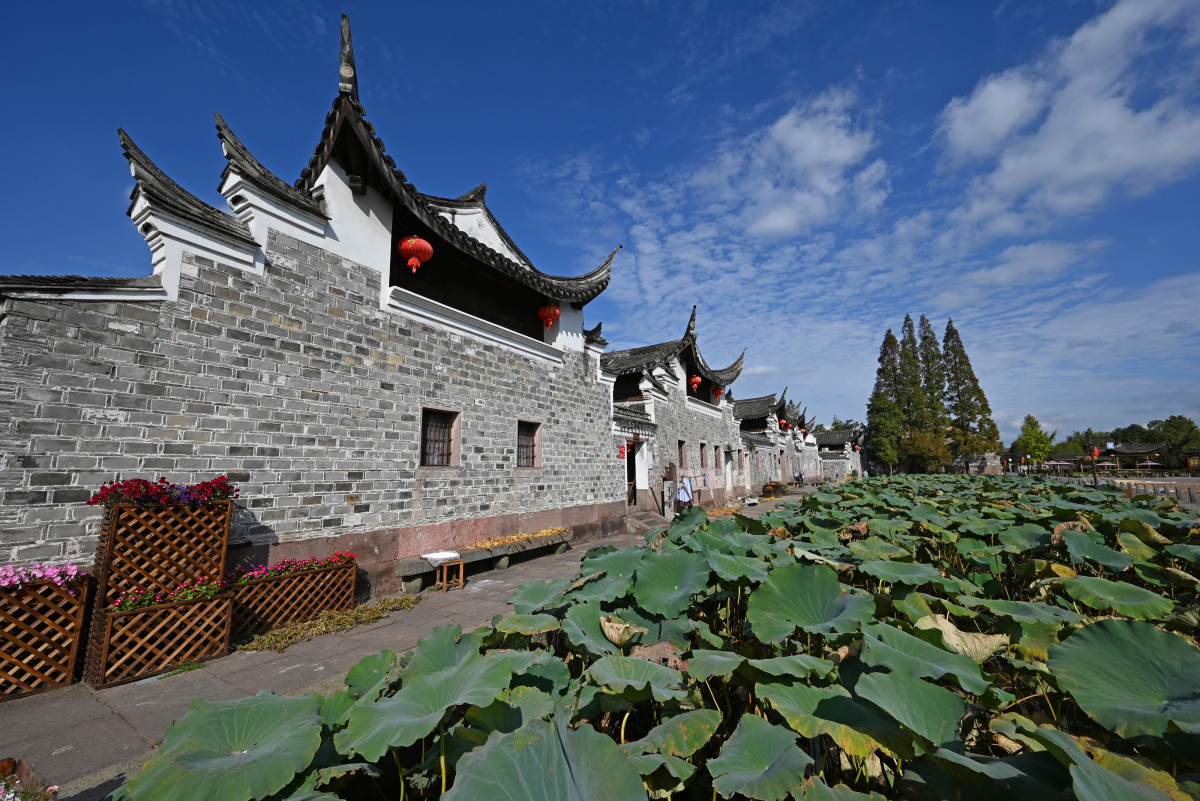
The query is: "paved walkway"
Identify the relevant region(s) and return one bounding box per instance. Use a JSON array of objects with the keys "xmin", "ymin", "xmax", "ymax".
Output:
[{"xmin": 2, "ymin": 533, "xmax": 644, "ymax": 800}]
